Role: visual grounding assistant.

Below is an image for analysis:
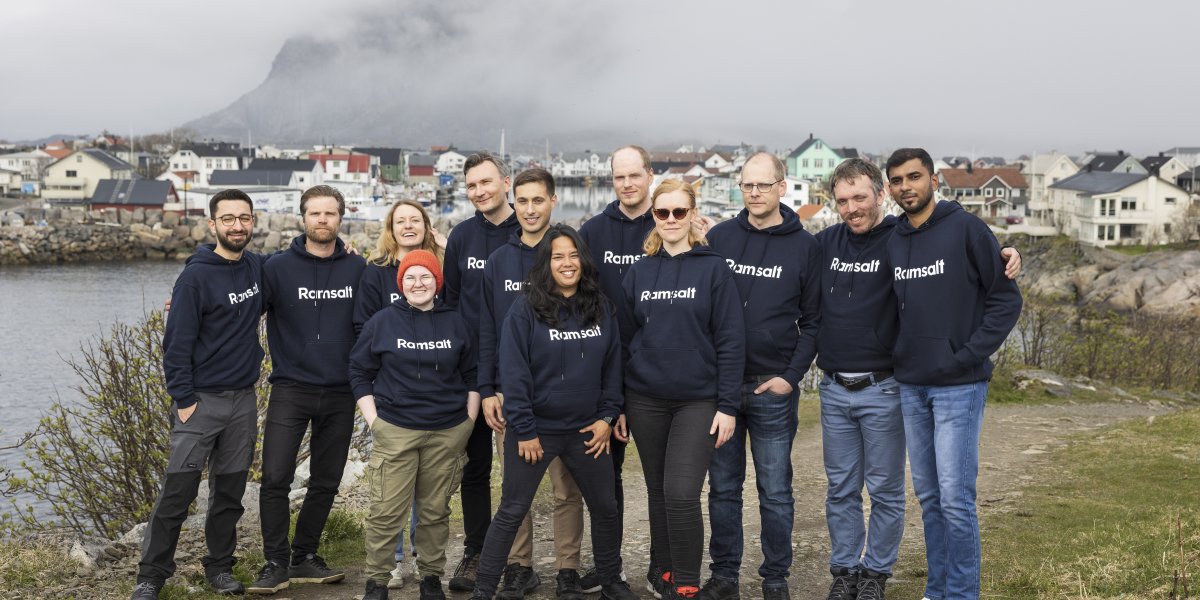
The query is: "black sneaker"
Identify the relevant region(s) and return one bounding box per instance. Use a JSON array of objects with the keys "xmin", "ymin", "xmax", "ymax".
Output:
[
  {"xmin": 247, "ymin": 560, "xmax": 290, "ymax": 595},
  {"xmin": 556, "ymin": 569, "xmax": 585, "ymax": 600},
  {"xmin": 825, "ymin": 567, "xmax": 858, "ymax": 600},
  {"xmin": 449, "ymin": 548, "xmax": 482, "ymax": 591},
  {"xmin": 130, "ymin": 581, "xmax": 163, "ymax": 600},
  {"xmin": 762, "ymin": 584, "xmax": 790, "ymax": 600},
  {"xmin": 579, "ymin": 566, "xmax": 602, "ymax": 594},
  {"xmin": 207, "ymin": 571, "xmax": 246, "ymax": 595},
  {"xmin": 364, "ymin": 578, "xmax": 390, "ymax": 600},
  {"xmin": 698, "ymin": 577, "xmax": 740, "ymax": 600},
  {"xmin": 646, "ymin": 565, "xmax": 668, "ymax": 599},
  {"xmin": 601, "ymin": 580, "xmax": 639, "ymax": 600},
  {"xmin": 855, "ymin": 570, "xmax": 887, "ymax": 600},
  {"xmin": 289, "ymin": 553, "xmax": 345, "ymax": 584},
  {"xmin": 497, "ymin": 564, "xmax": 540, "ymax": 600},
  {"xmin": 420, "ymin": 575, "xmax": 447, "ymax": 600}
]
